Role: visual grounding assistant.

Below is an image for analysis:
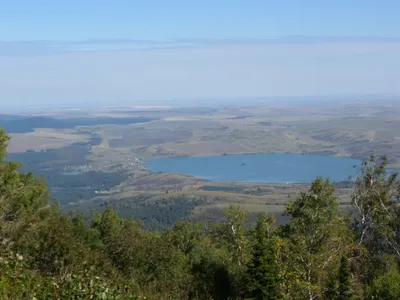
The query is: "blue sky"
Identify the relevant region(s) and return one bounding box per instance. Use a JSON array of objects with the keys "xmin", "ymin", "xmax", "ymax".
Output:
[
  {"xmin": 1, "ymin": 1, "xmax": 400, "ymax": 109},
  {"xmin": 2, "ymin": 1, "xmax": 400, "ymax": 40}
]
